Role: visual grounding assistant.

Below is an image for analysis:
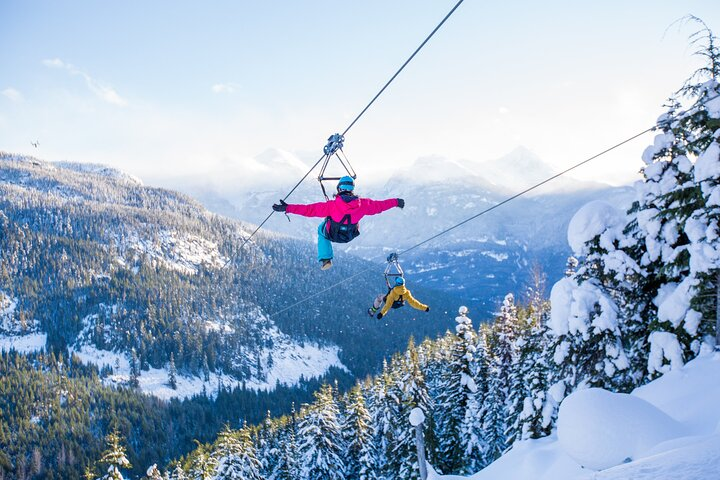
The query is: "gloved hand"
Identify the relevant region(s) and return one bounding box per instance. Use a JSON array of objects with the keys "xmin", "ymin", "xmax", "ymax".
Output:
[
  {"xmin": 397, "ymin": 198, "xmax": 405, "ymax": 209},
  {"xmin": 425, "ymin": 307, "xmax": 430, "ymax": 312},
  {"xmin": 272, "ymin": 200, "xmax": 288, "ymax": 212},
  {"xmin": 376, "ymin": 312, "xmax": 384, "ymax": 319}
]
